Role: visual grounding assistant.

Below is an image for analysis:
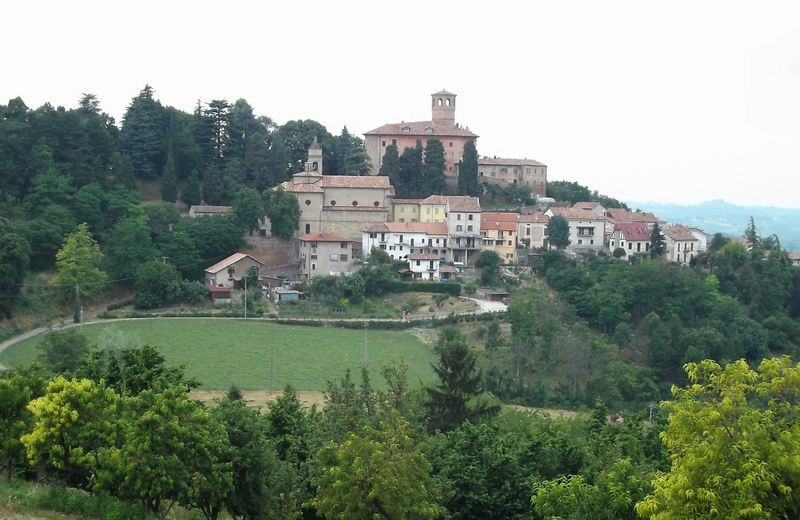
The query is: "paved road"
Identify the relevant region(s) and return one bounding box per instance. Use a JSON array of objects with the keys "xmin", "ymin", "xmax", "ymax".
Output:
[{"xmin": 0, "ymin": 299, "xmax": 507, "ymax": 370}]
